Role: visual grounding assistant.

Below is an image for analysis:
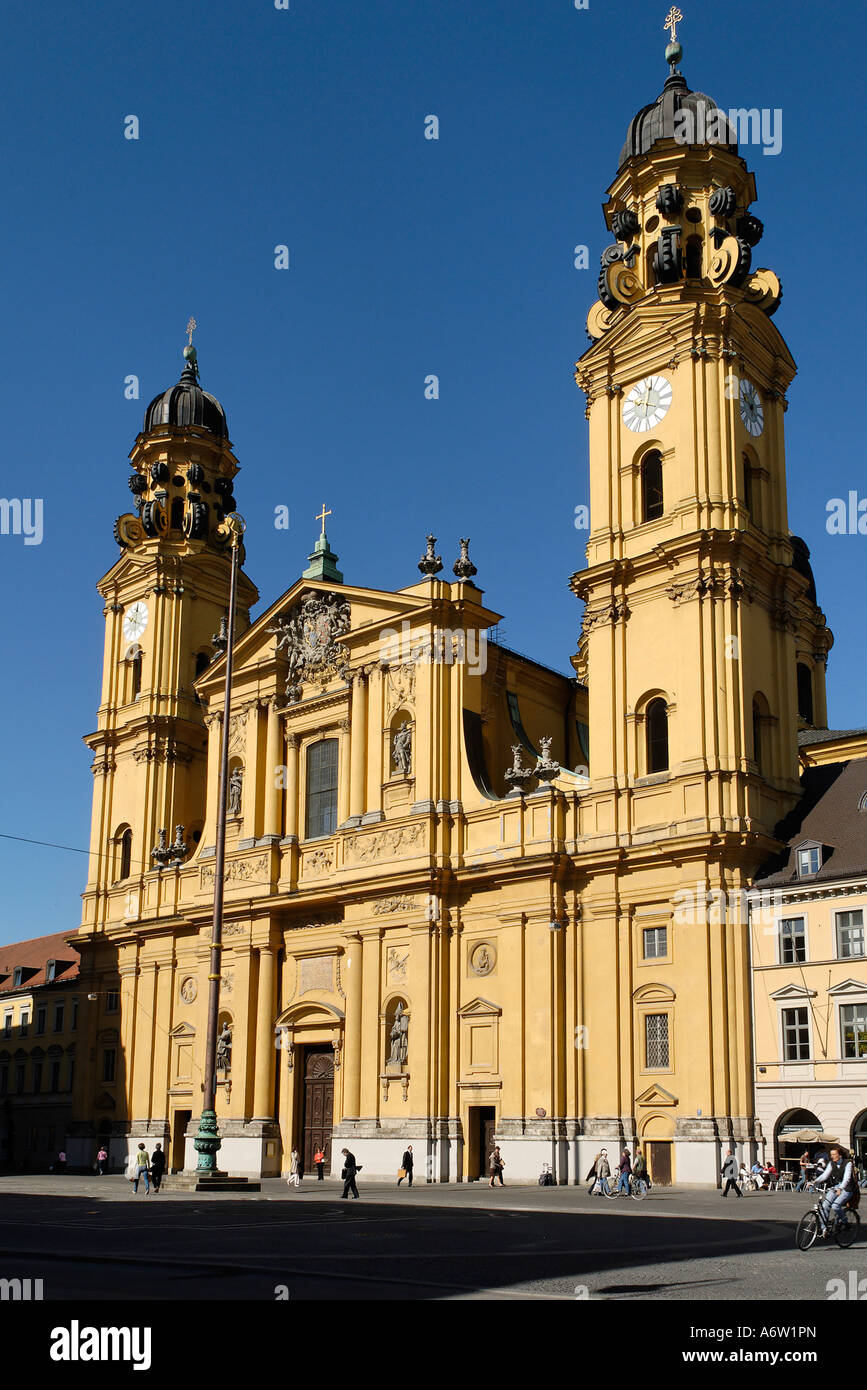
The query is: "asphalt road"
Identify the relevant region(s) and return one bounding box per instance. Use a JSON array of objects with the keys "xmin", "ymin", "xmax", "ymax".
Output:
[{"xmin": 0, "ymin": 1177, "xmax": 861, "ymax": 1301}]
